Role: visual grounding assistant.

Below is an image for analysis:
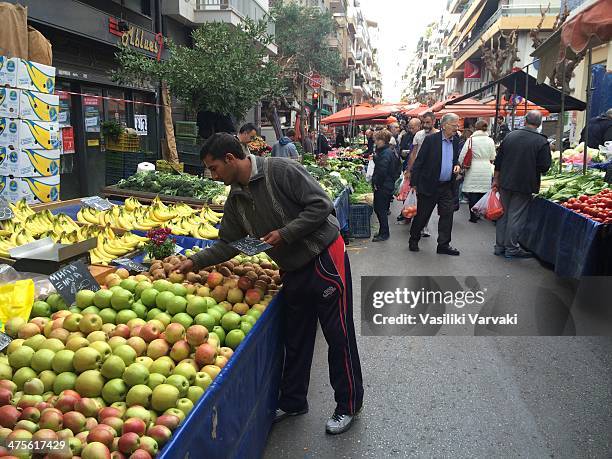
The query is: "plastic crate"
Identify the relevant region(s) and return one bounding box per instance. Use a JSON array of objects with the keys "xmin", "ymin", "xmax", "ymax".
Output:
[
  {"xmin": 175, "ymin": 136, "xmax": 198, "ymax": 146},
  {"xmin": 178, "ymin": 151, "xmax": 202, "ymax": 167},
  {"xmin": 124, "ymin": 152, "xmax": 158, "ymax": 177},
  {"xmin": 106, "ymin": 133, "xmax": 140, "ymax": 152},
  {"xmin": 349, "ymin": 204, "xmax": 373, "ymax": 238},
  {"xmin": 105, "ymin": 151, "xmax": 125, "ymax": 186},
  {"xmin": 176, "ymin": 142, "xmax": 202, "ymax": 155},
  {"xmin": 156, "ymin": 160, "xmax": 184, "ymax": 173},
  {"xmin": 175, "ymin": 122, "xmax": 198, "ymax": 138}
]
